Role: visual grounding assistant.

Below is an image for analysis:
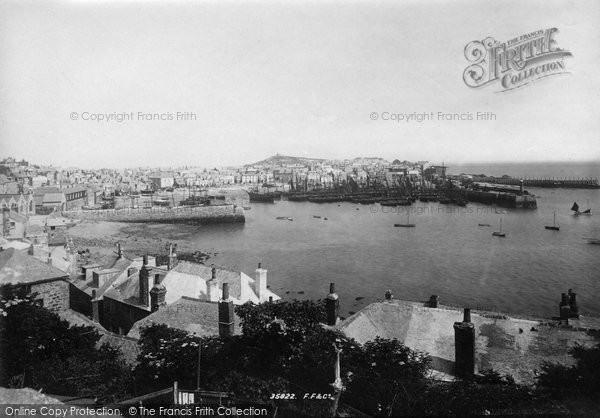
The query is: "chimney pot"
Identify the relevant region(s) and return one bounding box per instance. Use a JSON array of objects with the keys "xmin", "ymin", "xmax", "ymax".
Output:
[
  {"xmin": 325, "ymin": 282, "xmax": 339, "ymax": 326},
  {"xmin": 222, "ymin": 282, "xmax": 229, "ymax": 300},
  {"xmin": 569, "ymin": 292, "xmax": 579, "ymax": 317},
  {"xmin": 463, "ymin": 308, "xmax": 471, "ymax": 323},
  {"xmin": 211, "ymin": 266, "xmax": 216, "ymax": 280},
  {"xmin": 385, "ymin": 290, "xmax": 393, "ymax": 300},
  {"xmin": 560, "ymin": 304, "xmax": 571, "ymax": 321},
  {"xmin": 143, "ymin": 254, "xmax": 148, "ymax": 265},
  {"xmin": 258, "ymin": 262, "xmax": 262, "ymax": 269}
]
